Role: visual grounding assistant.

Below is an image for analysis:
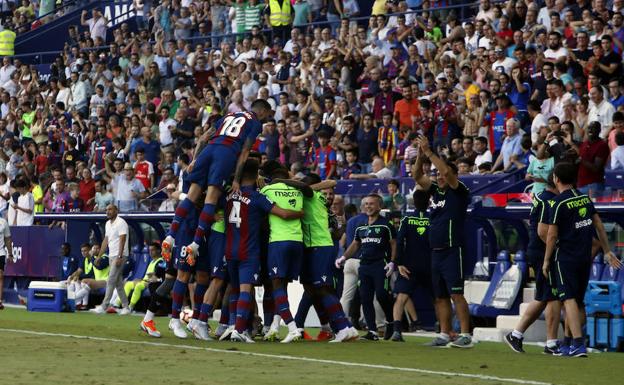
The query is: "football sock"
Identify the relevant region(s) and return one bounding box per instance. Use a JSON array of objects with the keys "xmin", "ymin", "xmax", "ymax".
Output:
[
  {"xmin": 294, "ymin": 292, "xmax": 312, "ymax": 328},
  {"xmin": 273, "ymin": 287, "xmax": 294, "ymax": 324},
  {"xmin": 572, "ymin": 337, "xmax": 584, "ymax": 347},
  {"xmin": 546, "ymin": 339, "xmax": 559, "ymax": 348},
  {"xmin": 171, "ymin": 279, "xmax": 186, "ymax": 319},
  {"xmin": 168, "ymin": 198, "xmax": 194, "ymax": 237},
  {"xmin": 219, "ymin": 299, "xmax": 230, "ymax": 325},
  {"xmin": 393, "ymin": 320, "xmax": 402, "ymax": 334},
  {"xmin": 144, "ymin": 310, "xmax": 155, "ymax": 322},
  {"xmin": 235, "ymin": 291, "xmax": 253, "ymax": 333},
  {"xmin": 193, "ymin": 283, "xmax": 208, "ymax": 319},
  {"xmin": 194, "ymin": 203, "xmax": 216, "ymax": 245},
  {"xmin": 228, "ymin": 288, "xmax": 240, "ymax": 326},
  {"xmin": 321, "ymin": 294, "xmax": 349, "ymax": 331},
  {"xmin": 271, "ymin": 315, "xmax": 281, "ymax": 330},
  {"xmin": 439, "ymin": 332, "xmax": 450, "ymax": 341},
  {"xmin": 262, "ymin": 293, "xmax": 274, "ymax": 327},
  {"xmin": 512, "ymin": 330, "xmax": 523, "ymax": 339},
  {"xmin": 563, "ymin": 336, "xmax": 572, "ymax": 347},
  {"xmin": 199, "ymin": 302, "xmax": 214, "ymax": 323}
]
